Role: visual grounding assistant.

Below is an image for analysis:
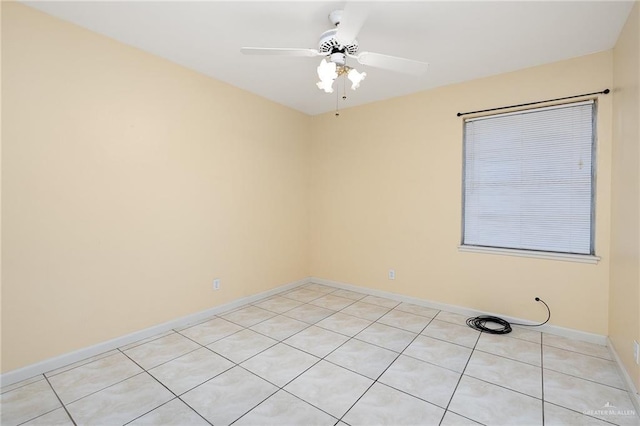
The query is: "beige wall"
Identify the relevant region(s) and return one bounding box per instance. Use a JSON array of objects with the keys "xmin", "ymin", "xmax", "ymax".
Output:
[
  {"xmin": 1, "ymin": 3, "xmax": 310, "ymax": 372},
  {"xmin": 310, "ymin": 51, "xmax": 613, "ymax": 335},
  {"xmin": 611, "ymin": 1, "xmax": 640, "ymax": 391}
]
